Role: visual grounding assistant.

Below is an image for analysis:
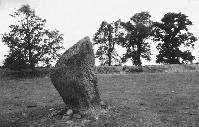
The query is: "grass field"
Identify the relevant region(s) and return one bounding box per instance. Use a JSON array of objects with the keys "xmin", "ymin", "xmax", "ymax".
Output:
[{"xmin": 1, "ymin": 72, "xmax": 199, "ymax": 126}]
